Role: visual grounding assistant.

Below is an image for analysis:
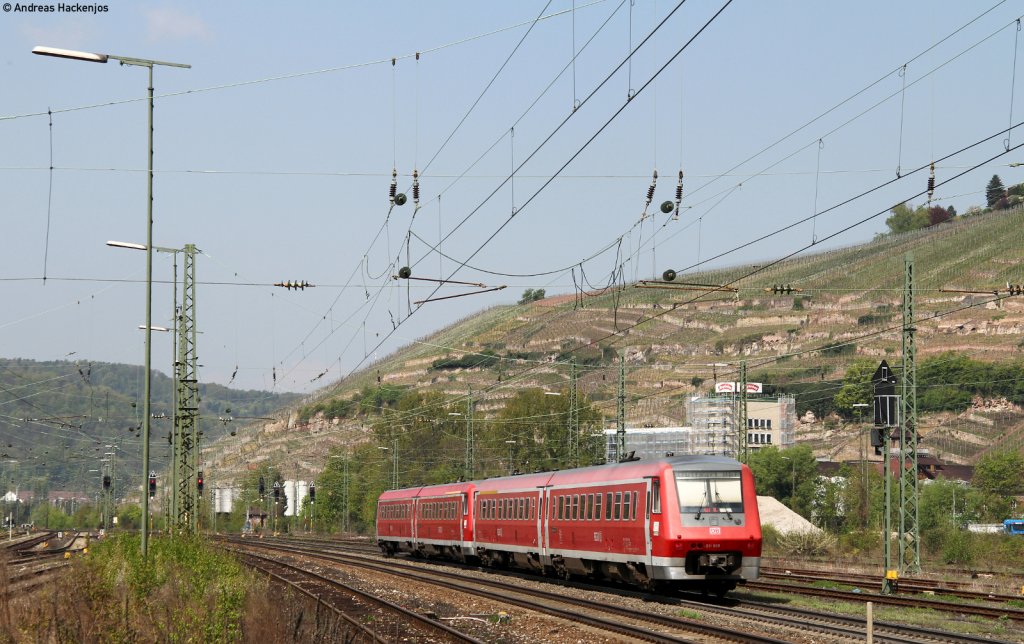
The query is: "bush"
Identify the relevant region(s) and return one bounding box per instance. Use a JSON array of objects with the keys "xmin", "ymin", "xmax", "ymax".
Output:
[
  {"xmin": 839, "ymin": 529, "xmax": 880, "ymax": 558},
  {"xmin": 777, "ymin": 530, "xmax": 836, "ymax": 557},
  {"xmin": 941, "ymin": 529, "xmax": 975, "ymax": 566}
]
